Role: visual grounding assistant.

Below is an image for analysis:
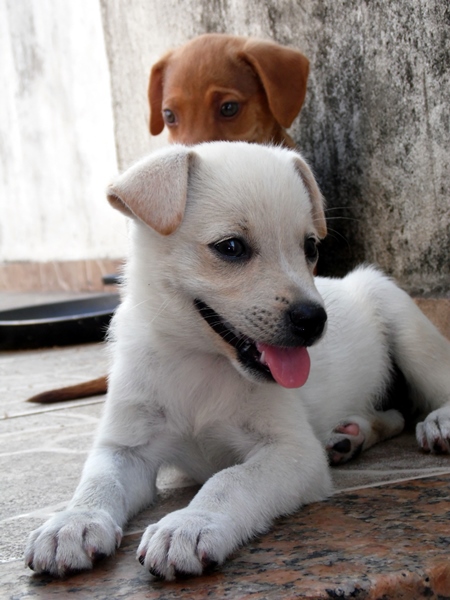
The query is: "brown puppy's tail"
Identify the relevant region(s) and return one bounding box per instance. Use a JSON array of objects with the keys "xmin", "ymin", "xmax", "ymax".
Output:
[{"xmin": 27, "ymin": 376, "xmax": 107, "ymax": 403}]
